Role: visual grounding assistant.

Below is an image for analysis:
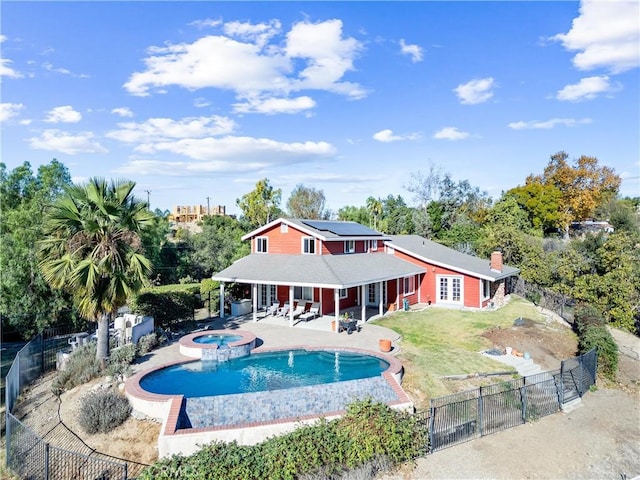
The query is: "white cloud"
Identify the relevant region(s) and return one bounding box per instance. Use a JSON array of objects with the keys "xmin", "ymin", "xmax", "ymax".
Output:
[
  {"xmin": 0, "ymin": 103, "xmax": 24, "ymax": 122},
  {"xmin": 224, "ymin": 19, "xmax": 281, "ymax": 48},
  {"xmin": 28, "ymin": 129, "xmax": 107, "ymax": 155},
  {"xmin": 124, "ymin": 19, "xmax": 366, "ymax": 106},
  {"xmin": 115, "ymin": 137, "xmax": 335, "ymax": 175},
  {"xmin": 111, "ymin": 107, "xmax": 134, "ymax": 117},
  {"xmin": 189, "ymin": 18, "xmax": 222, "ymax": 29},
  {"xmin": 552, "ymin": 0, "xmax": 639, "ymax": 73},
  {"xmin": 42, "ymin": 62, "xmax": 89, "ymax": 78},
  {"xmin": 372, "ymin": 129, "xmax": 421, "ymax": 143},
  {"xmin": 399, "ymin": 39, "xmax": 423, "ymax": 63},
  {"xmin": 454, "ymin": 77, "xmax": 495, "ymax": 104},
  {"xmin": 508, "ymin": 118, "xmax": 592, "ymax": 130},
  {"xmin": 0, "ymin": 36, "xmax": 23, "ymax": 78},
  {"xmin": 280, "ymin": 172, "xmax": 385, "ymax": 184},
  {"xmin": 233, "ymin": 95, "xmax": 316, "ymax": 114},
  {"xmin": 556, "ymin": 76, "xmax": 620, "ymax": 101},
  {"xmin": 194, "ymin": 97, "xmax": 210, "ymax": 108},
  {"xmin": 44, "ymin": 105, "xmax": 82, "ymax": 123},
  {"xmin": 432, "ymin": 127, "xmax": 470, "ymax": 140},
  {"xmin": 106, "ymin": 115, "xmax": 237, "ymax": 144}
]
